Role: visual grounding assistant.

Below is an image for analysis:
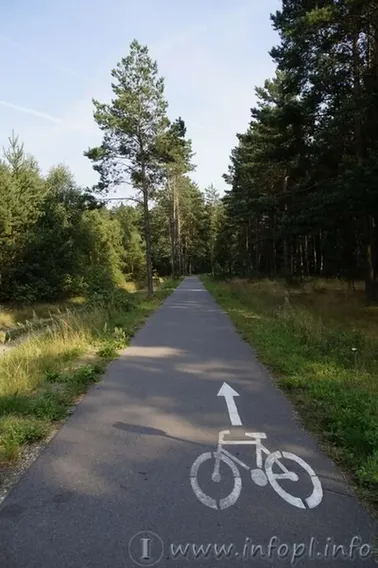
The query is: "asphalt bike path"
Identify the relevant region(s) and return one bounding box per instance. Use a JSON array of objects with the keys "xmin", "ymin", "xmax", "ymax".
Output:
[{"xmin": 0, "ymin": 277, "xmax": 377, "ymax": 567}]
